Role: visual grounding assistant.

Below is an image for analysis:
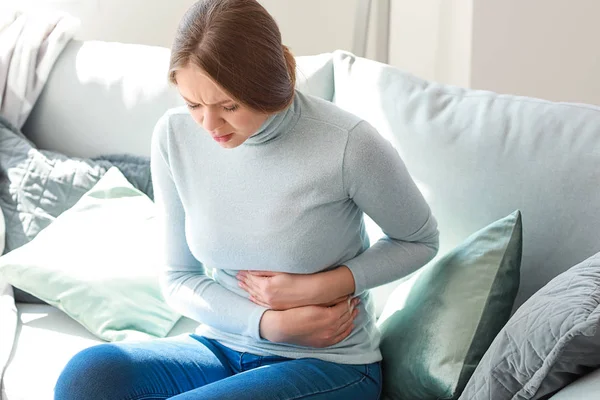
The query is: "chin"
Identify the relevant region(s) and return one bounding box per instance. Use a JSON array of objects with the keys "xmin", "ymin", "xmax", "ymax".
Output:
[{"xmin": 218, "ymin": 138, "xmax": 245, "ymax": 149}]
